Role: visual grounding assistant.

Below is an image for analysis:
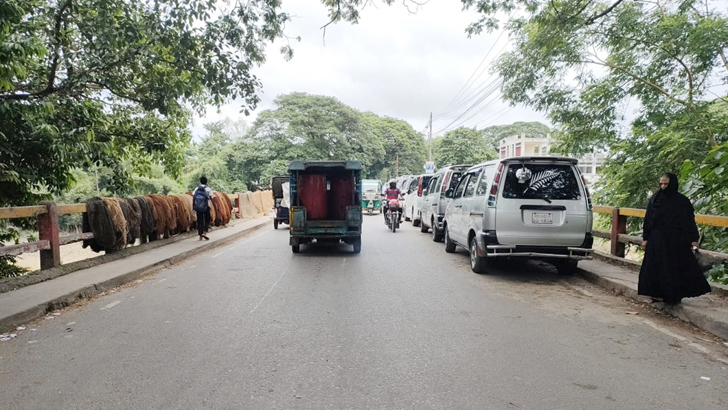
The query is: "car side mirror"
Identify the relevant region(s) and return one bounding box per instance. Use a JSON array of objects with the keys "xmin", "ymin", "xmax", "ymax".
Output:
[{"xmin": 445, "ymin": 188, "xmax": 453, "ymax": 198}]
